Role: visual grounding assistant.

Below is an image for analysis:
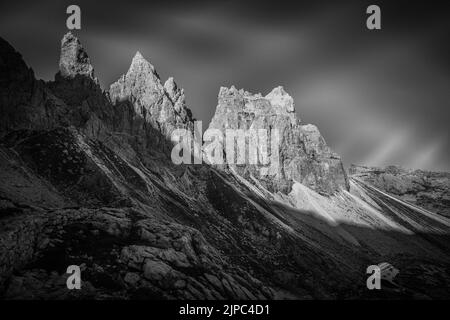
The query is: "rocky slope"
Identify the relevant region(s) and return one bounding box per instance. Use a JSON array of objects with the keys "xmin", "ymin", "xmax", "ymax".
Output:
[
  {"xmin": 0, "ymin": 32, "xmax": 449, "ymax": 300},
  {"xmin": 350, "ymin": 165, "xmax": 450, "ymax": 218}
]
